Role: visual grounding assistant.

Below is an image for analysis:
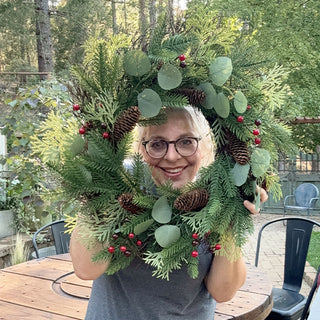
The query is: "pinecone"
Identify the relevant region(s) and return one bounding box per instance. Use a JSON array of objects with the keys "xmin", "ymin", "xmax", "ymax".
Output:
[
  {"xmin": 175, "ymin": 88, "xmax": 206, "ymax": 106},
  {"xmin": 174, "ymin": 189, "xmax": 209, "ymax": 212},
  {"xmin": 227, "ymin": 132, "xmax": 250, "ymax": 165},
  {"xmin": 118, "ymin": 193, "xmax": 143, "ymax": 214},
  {"xmin": 111, "ymin": 106, "xmax": 141, "ymax": 142}
]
